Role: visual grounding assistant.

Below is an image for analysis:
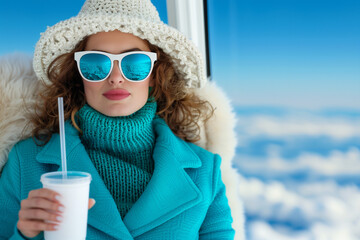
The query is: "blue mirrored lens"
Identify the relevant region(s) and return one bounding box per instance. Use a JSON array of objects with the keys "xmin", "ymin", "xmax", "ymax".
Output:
[
  {"xmin": 80, "ymin": 53, "xmax": 111, "ymax": 81},
  {"xmin": 121, "ymin": 54, "xmax": 151, "ymax": 81}
]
